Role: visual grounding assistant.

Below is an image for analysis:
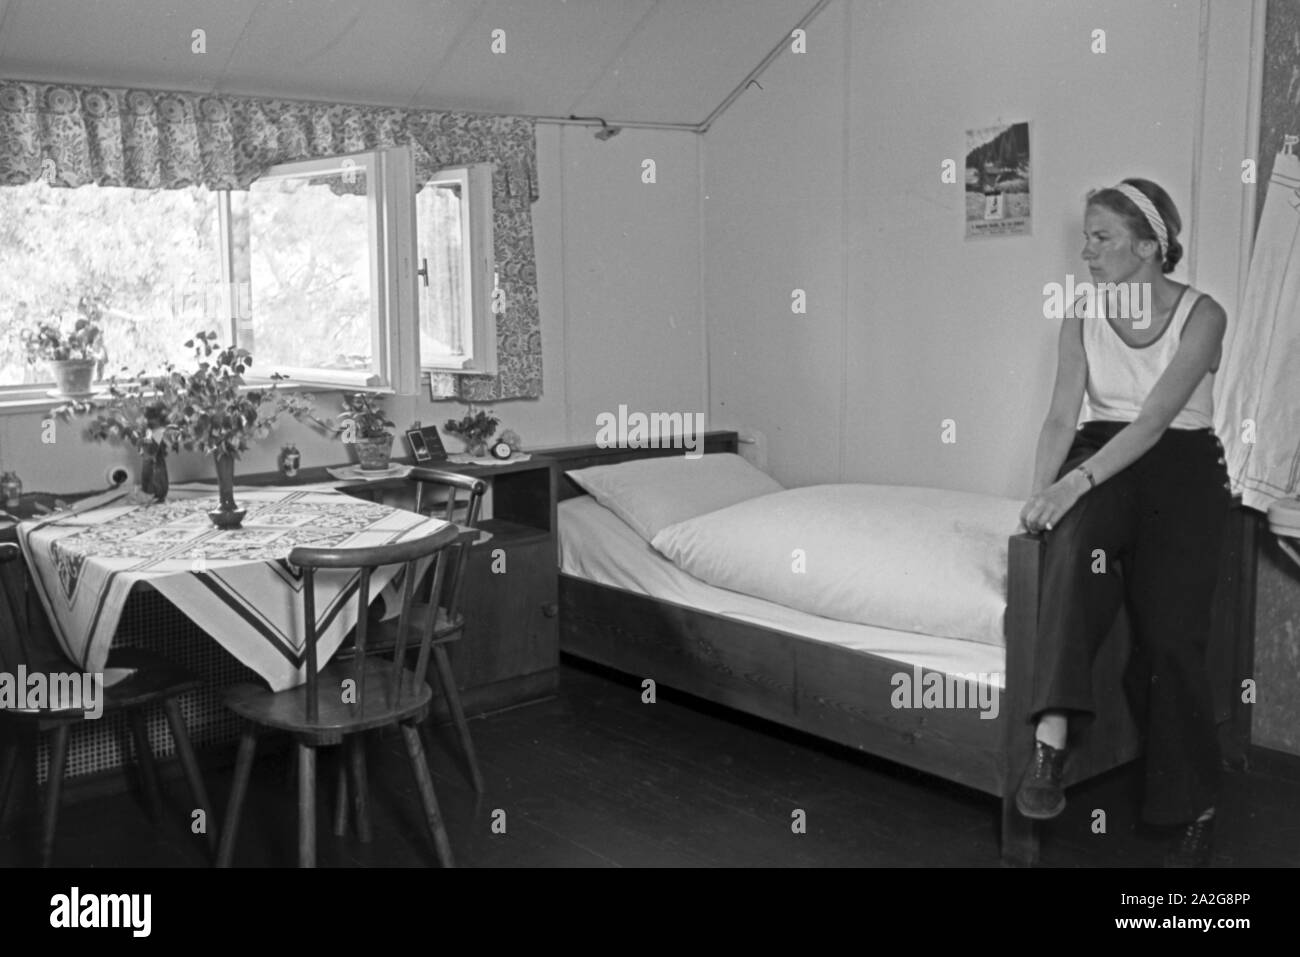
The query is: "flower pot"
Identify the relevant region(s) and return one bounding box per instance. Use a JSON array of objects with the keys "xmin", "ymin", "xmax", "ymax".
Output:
[
  {"xmin": 209, "ymin": 452, "xmax": 246, "ymax": 528},
  {"xmin": 47, "ymin": 359, "xmax": 96, "ymax": 397},
  {"xmin": 139, "ymin": 445, "xmax": 169, "ymax": 502},
  {"xmin": 464, "ymin": 439, "xmax": 489, "ymax": 458},
  {"xmin": 354, "ymin": 434, "xmax": 394, "ymax": 471}
]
